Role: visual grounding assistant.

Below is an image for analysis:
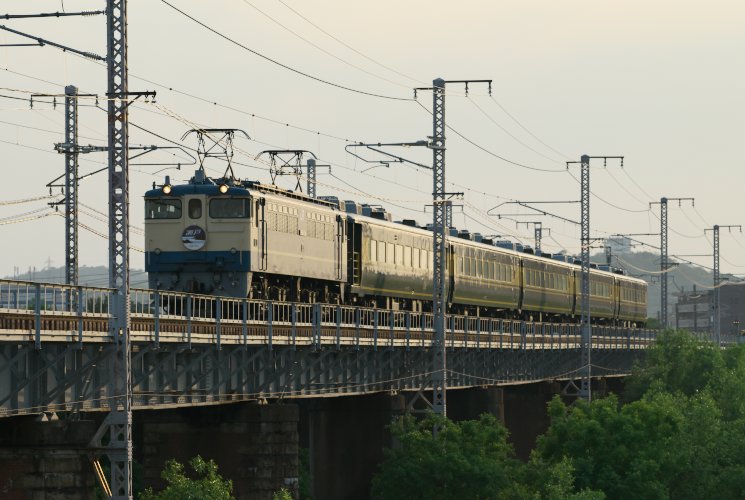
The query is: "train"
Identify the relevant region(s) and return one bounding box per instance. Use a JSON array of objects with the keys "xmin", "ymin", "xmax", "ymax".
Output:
[{"xmin": 144, "ymin": 170, "xmax": 648, "ymax": 326}]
